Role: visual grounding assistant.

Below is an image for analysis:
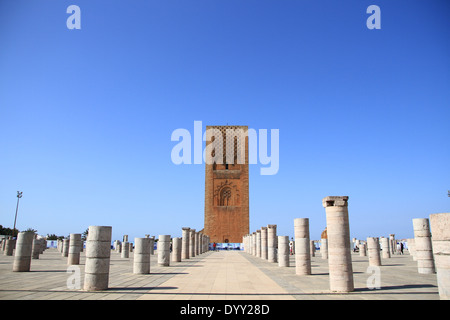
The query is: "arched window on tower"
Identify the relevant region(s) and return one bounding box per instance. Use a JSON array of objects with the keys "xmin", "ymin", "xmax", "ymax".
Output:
[{"xmin": 220, "ymin": 187, "xmax": 232, "ymax": 206}]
